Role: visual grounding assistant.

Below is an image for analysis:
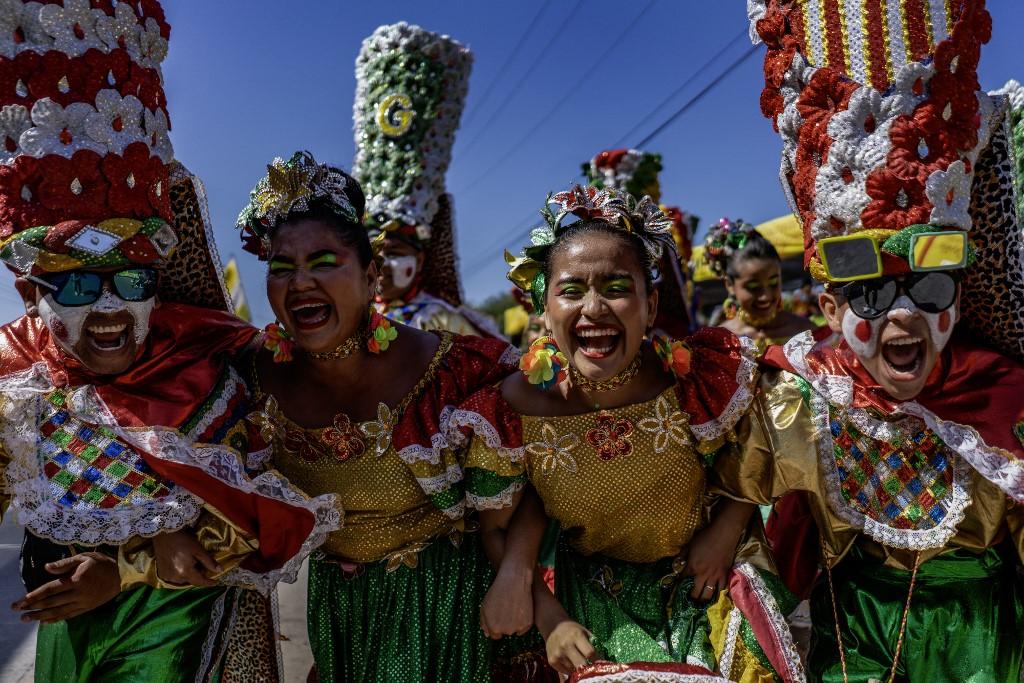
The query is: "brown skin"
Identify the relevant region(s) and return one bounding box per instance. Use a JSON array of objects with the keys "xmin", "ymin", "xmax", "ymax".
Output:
[
  {"xmin": 481, "ymin": 231, "xmax": 754, "ymax": 674},
  {"xmin": 377, "ymin": 236, "xmax": 424, "ymax": 302},
  {"xmin": 15, "ymin": 270, "xmax": 154, "ymax": 376},
  {"xmin": 12, "ymin": 553, "xmax": 120, "ymax": 624},
  {"xmin": 720, "ymin": 257, "xmax": 814, "ymax": 342},
  {"xmin": 819, "ymin": 289, "xmax": 950, "ymax": 401}
]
